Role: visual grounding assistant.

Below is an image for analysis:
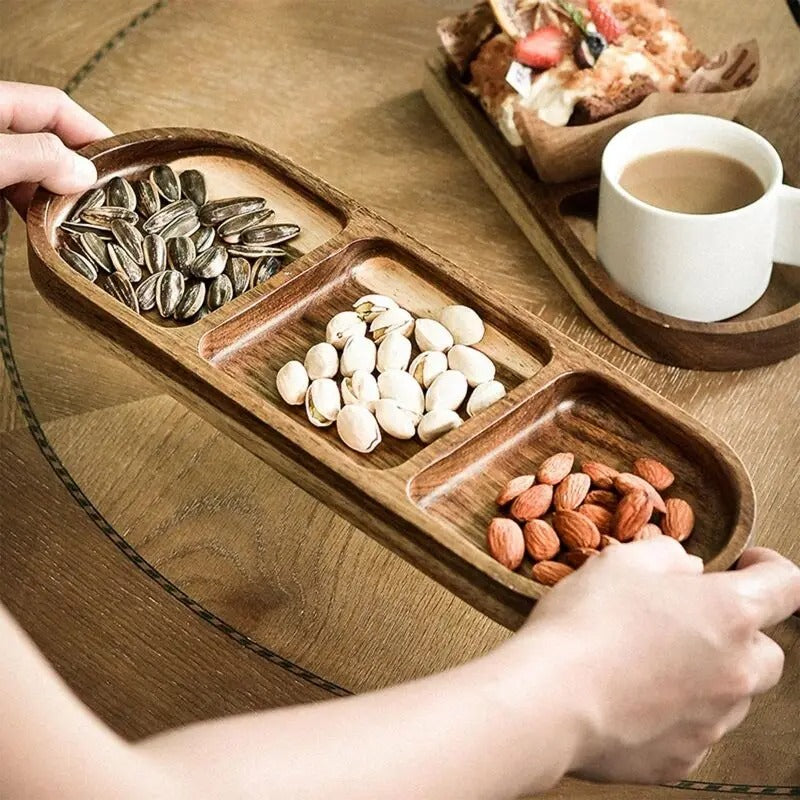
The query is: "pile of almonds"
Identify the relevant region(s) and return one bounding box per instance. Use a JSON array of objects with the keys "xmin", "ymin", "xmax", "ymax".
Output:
[{"xmin": 487, "ymin": 452, "xmax": 696, "ymax": 586}]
